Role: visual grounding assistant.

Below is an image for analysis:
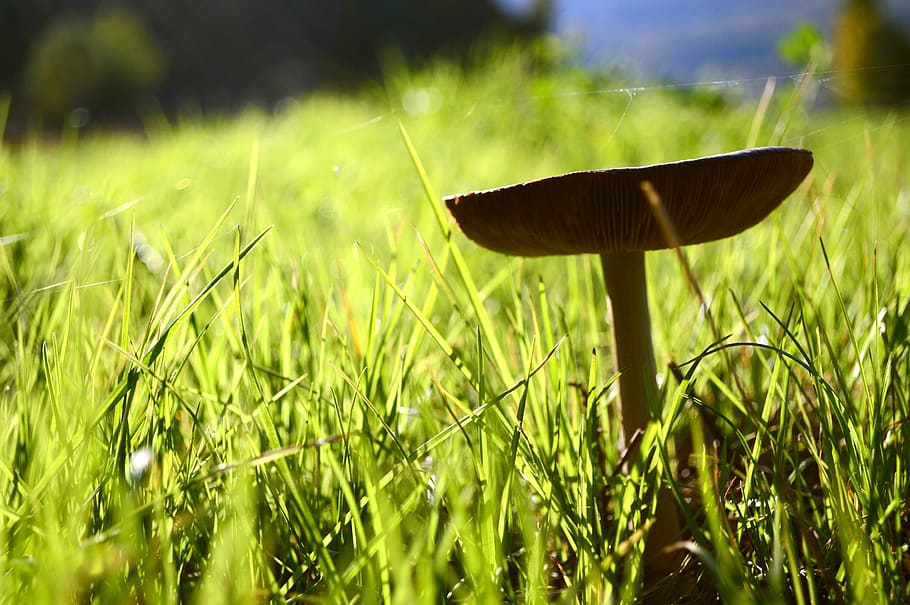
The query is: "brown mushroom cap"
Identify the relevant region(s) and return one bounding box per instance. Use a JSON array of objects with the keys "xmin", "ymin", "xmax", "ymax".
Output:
[{"xmin": 445, "ymin": 146, "xmax": 813, "ymax": 256}]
